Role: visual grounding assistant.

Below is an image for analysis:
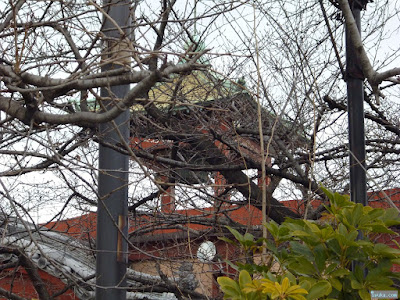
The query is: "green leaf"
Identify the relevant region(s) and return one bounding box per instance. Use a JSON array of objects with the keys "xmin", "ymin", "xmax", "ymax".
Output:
[
  {"xmin": 306, "ymin": 280, "xmax": 332, "ymax": 299},
  {"xmin": 366, "ymin": 208, "xmax": 385, "ymax": 222},
  {"xmin": 353, "ymin": 265, "xmax": 365, "ymax": 283},
  {"xmin": 265, "ymin": 271, "xmax": 278, "ymax": 282},
  {"xmin": 347, "ymin": 229, "xmax": 359, "ymax": 242},
  {"xmin": 285, "ymin": 271, "xmax": 297, "ymax": 284},
  {"xmin": 338, "ymin": 223, "xmax": 348, "ymax": 236},
  {"xmin": 217, "ymin": 276, "xmax": 242, "ymax": 299},
  {"xmin": 347, "ymin": 245, "xmax": 365, "ymax": 261},
  {"xmin": 265, "ymin": 240, "xmax": 278, "ymax": 255},
  {"xmin": 325, "ymin": 263, "xmax": 338, "ymax": 274},
  {"xmin": 320, "ymin": 185, "xmax": 334, "ymax": 202},
  {"xmin": 351, "ymin": 204, "xmax": 363, "ymax": 227},
  {"xmin": 277, "ymin": 225, "xmax": 291, "ymax": 237},
  {"xmin": 326, "ymin": 239, "xmax": 342, "ymax": 256},
  {"xmin": 368, "ymin": 224, "xmax": 396, "ymax": 234},
  {"xmin": 290, "ymin": 241, "xmax": 313, "ymax": 260},
  {"xmin": 298, "ymin": 278, "xmax": 313, "ymax": 291},
  {"xmin": 223, "ymin": 259, "xmax": 239, "ymax": 272},
  {"xmin": 350, "ymin": 279, "xmax": 363, "ymax": 290},
  {"xmin": 265, "ymin": 221, "xmax": 279, "ymax": 237},
  {"xmin": 243, "ymin": 232, "xmax": 255, "ymax": 242},
  {"xmin": 244, "ymin": 292, "xmax": 259, "ymax": 300},
  {"xmin": 381, "ymin": 208, "xmax": 400, "ymax": 227},
  {"xmin": 291, "ymin": 230, "xmax": 312, "ymax": 238},
  {"xmin": 289, "ymin": 295, "xmax": 307, "ymax": 300},
  {"xmin": 374, "ymin": 243, "xmax": 400, "ymax": 258},
  {"xmin": 226, "ymin": 226, "xmax": 245, "ymax": 243},
  {"xmin": 367, "ymin": 276, "xmax": 394, "ymax": 290},
  {"xmin": 329, "ymin": 278, "xmax": 342, "ymax": 291},
  {"xmin": 239, "ymin": 270, "xmax": 252, "ymax": 289},
  {"xmin": 319, "ymin": 226, "xmax": 335, "ymax": 241},
  {"xmin": 358, "ymin": 289, "xmax": 371, "ymax": 300},
  {"xmin": 329, "ymin": 268, "xmax": 350, "ymax": 277},
  {"xmin": 366, "ymin": 259, "xmax": 392, "ymax": 279},
  {"xmin": 322, "ymin": 187, "xmax": 353, "ymax": 210},
  {"xmin": 313, "ymin": 244, "xmax": 327, "ymax": 272},
  {"xmin": 219, "ymin": 237, "xmax": 235, "ymax": 244},
  {"xmin": 288, "ymin": 257, "xmax": 316, "ymax": 275}
]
